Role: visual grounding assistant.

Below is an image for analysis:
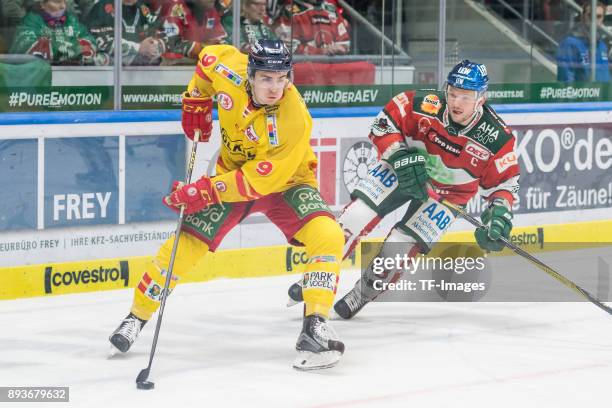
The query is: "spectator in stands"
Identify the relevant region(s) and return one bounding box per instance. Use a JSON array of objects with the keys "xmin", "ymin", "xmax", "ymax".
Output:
[
  {"xmin": 557, "ymin": 1, "xmax": 610, "ymax": 82},
  {"xmin": 539, "ymin": 0, "xmax": 569, "ymax": 39},
  {"xmin": 87, "ymin": 0, "xmax": 165, "ymax": 66},
  {"xmin": 221, "ymin": 0, "xmax": 277, "ymax": 52},
  {"xmin": 274, "ymin": 0, "xmax": 350, "ymax": 55},
  {"xmin": 3, "ymin": 0, "xmax": 98, "ymax": 23},
  {"xmin": 2, "ymin": 1, "xmax": 26, "ymax": 28},
  {"xmin": 156, "ymin": 0, "xmax": 227, "ymax": 62},
  {"xmin": 10, "ymin": 0, "xmax": 102, "ymax": 65}
]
